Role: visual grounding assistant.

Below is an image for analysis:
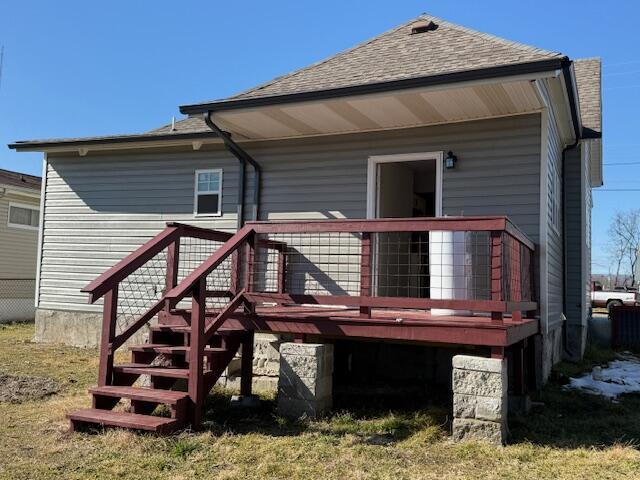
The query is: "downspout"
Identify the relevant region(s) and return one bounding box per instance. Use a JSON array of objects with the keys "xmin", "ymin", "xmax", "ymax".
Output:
[
  {"xmin": 560, "ymin": 60, "xmax": 581, "ymax": 359},
  {"xmin": 202, "ymin": 112, "xmax": 262, "ymax": 226}
]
